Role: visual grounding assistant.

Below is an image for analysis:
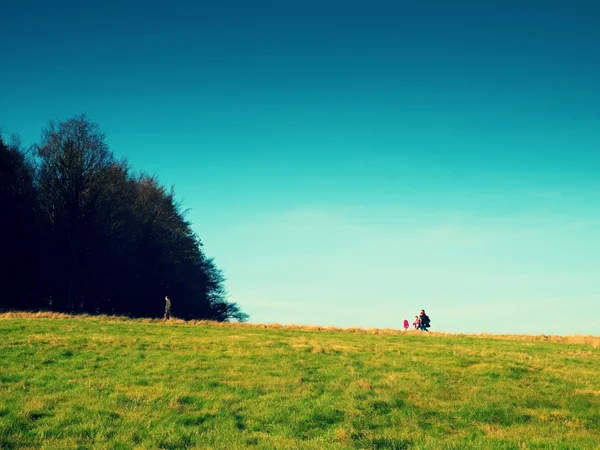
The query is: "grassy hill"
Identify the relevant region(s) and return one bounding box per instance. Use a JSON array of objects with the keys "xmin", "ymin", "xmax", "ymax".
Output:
[{"xmin": 1, "ymin": 312, "xmax": 599, "ymax": 449}]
